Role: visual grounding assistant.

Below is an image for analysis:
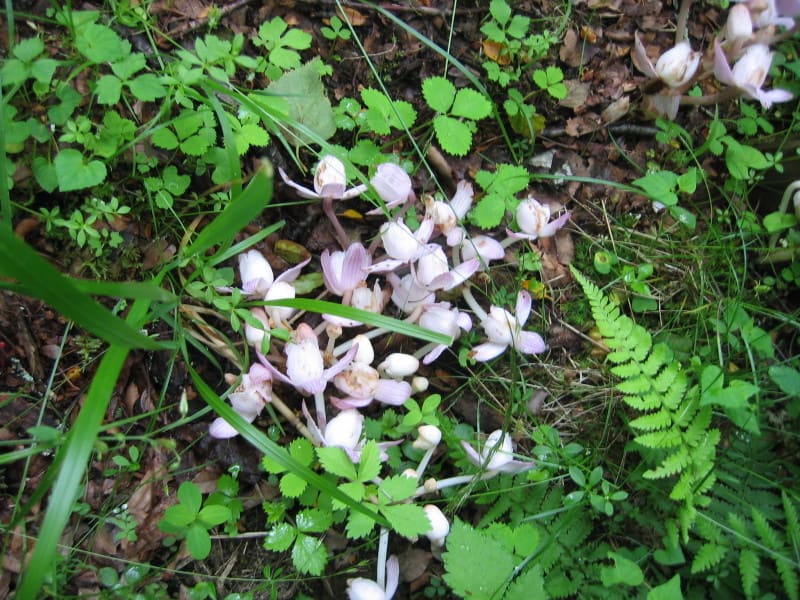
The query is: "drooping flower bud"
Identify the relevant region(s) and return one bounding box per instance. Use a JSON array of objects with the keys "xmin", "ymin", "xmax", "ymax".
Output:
[
  {"xmin": 314, "ymin": 155, "xmax": 347, "ymax": 199},
  {"xmin": 371, "ymin": 162, "xmax": 412, "ymax": 208},
  {"xmin": 726, "ymin": 4, "xmax": 754, "ymax": 43},
  {"xmin": 413, "ymin": 425, "xmax": 442, "ymax": 450},
  {"xmin": 238, "ymin": 250, "xmax": 274, "ymax": 296},
  {"xmin": 378, "ymin": 353, "xmax": 420, "ymax": 378},
  {"xmin": 423, "ymin": 505, "xmax": 450, "ymax": 549},
  {"xmin": 654, "ymin": 41, "xmax": 701, "ymax": 88}
]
